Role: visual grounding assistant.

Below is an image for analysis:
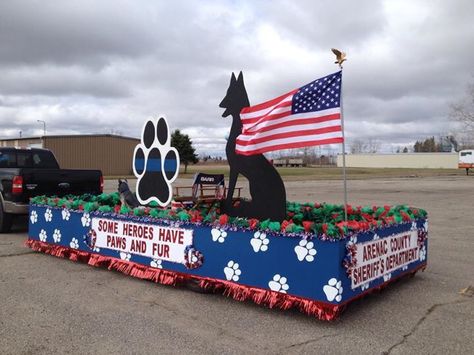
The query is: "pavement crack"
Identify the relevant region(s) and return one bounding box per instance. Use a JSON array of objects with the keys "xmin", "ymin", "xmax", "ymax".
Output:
[
  {"xmin": 0, "ymin": 251, "xmax": 36, "ymax": 258},
  {"xmin": 131, "ymin": 297, "xmax": 272, "ymax": 351},
  {"xmin": 382, "ymin": 298, "xmax": 471, "ymax": 355},
  {"xmin": 282, "ymin": 333, "xmax": 338, "ymax": 351}
]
